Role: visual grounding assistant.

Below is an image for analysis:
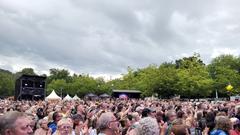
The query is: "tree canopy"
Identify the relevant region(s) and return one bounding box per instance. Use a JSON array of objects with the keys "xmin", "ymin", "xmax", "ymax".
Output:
[{"xmin": 1, "ymin": 54, "xmax": 240, "ymax": 98}]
